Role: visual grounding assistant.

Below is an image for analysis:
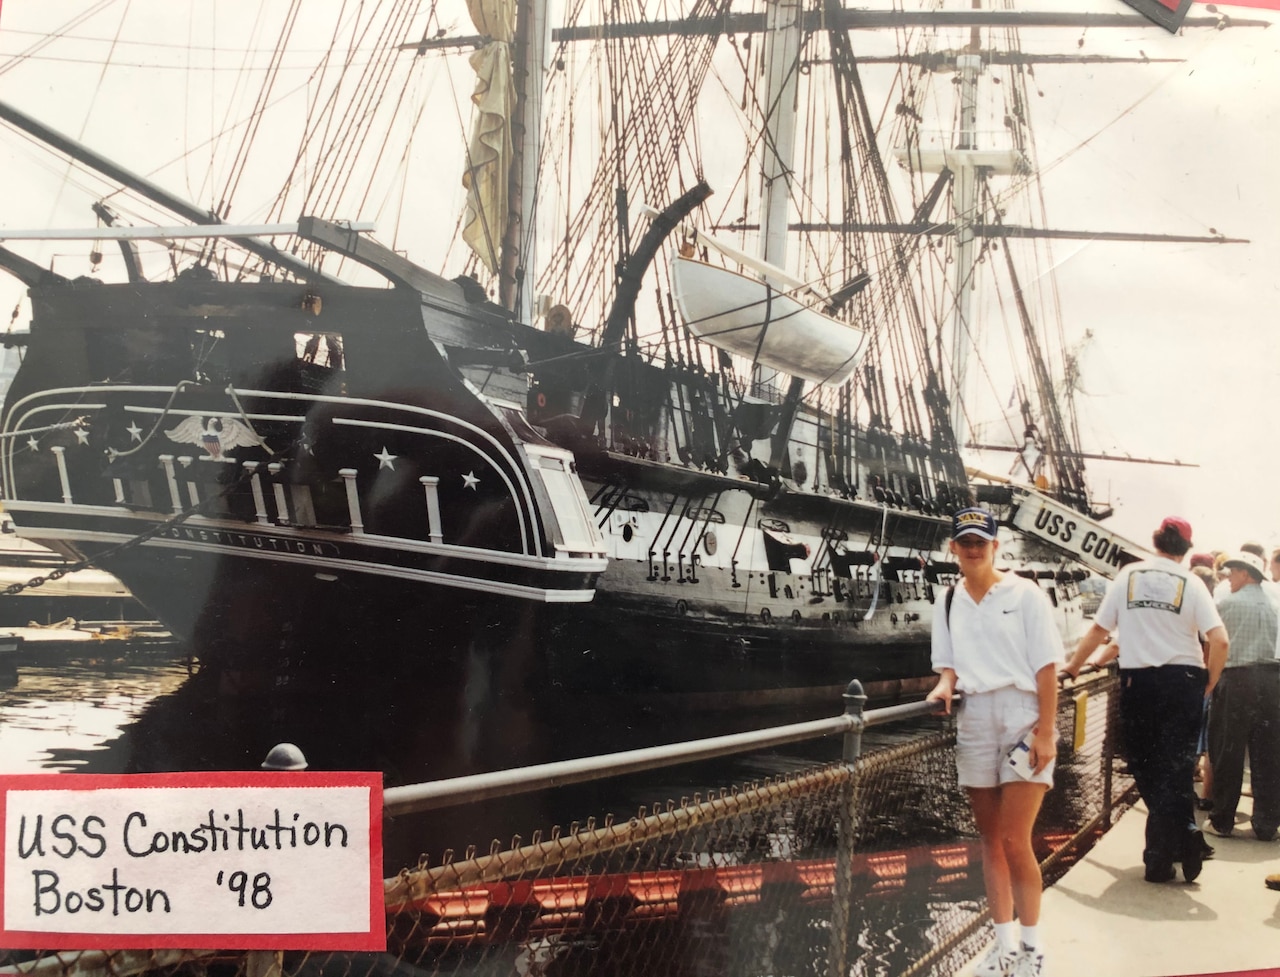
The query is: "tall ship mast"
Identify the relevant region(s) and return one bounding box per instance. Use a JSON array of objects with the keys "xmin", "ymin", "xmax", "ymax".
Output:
[{"xmin": 0, "ymin": 1, "xmax": 1256, "ymax": 705}]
